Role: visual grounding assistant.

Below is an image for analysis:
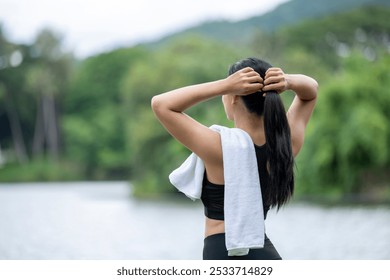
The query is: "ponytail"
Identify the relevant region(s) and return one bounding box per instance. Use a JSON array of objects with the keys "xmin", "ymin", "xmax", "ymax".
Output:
[
  {"xmin": 228, "ymin": 57, "xmax": 295, "ymax": 210},
  {"xmin": 264, "ymin": 92, "xmax": 294, "ymax": 209}
]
